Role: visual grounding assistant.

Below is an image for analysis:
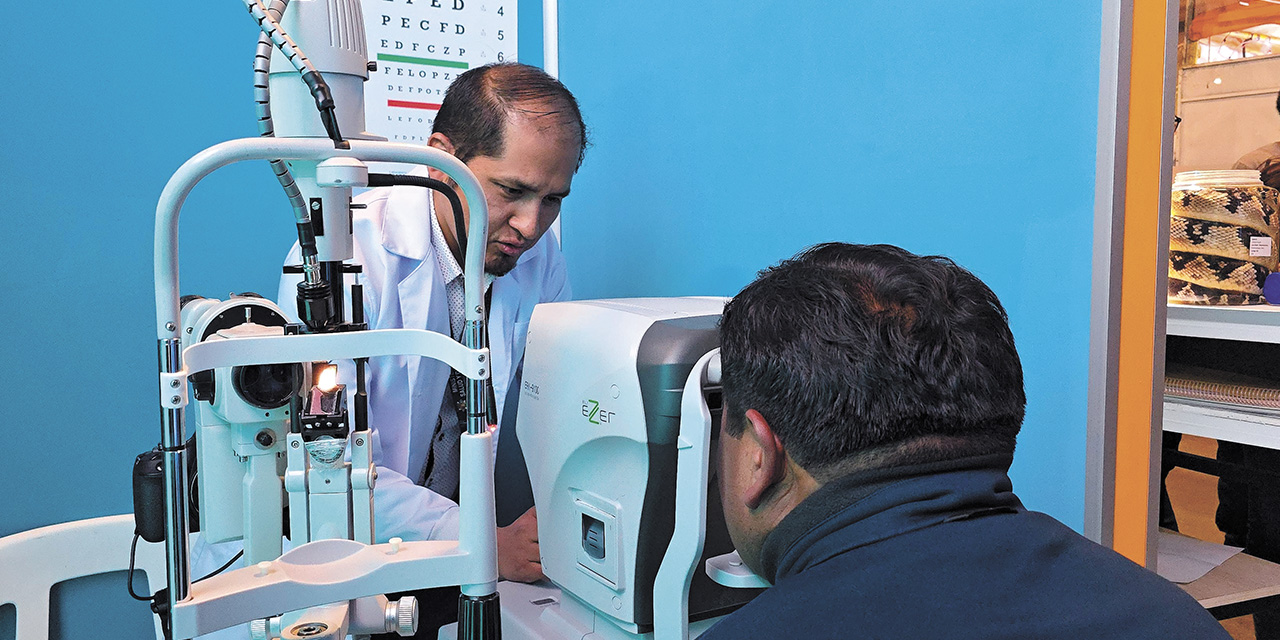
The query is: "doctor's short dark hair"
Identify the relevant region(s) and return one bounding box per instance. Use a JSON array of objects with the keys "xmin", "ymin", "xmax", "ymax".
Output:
[
  {"xmin": 433, "ymin": 62, "xmax": 588, "ymax": 169},
  {"xmin": 717, "ymin": 243, "xmax": 1026, "ymax": 477}
]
